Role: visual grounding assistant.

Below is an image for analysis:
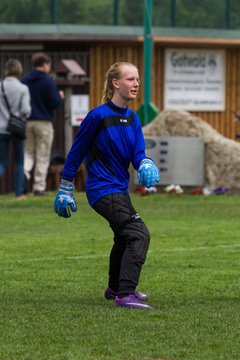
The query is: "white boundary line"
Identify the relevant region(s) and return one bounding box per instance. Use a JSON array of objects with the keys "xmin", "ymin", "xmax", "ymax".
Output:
[
  {"xmin": 14, "ymin": 253, "xmax": 109, "ymax": 264},
  {"xmin": 159, "ymin": 244, "xmax": 240, "ymax": 253},
  {"xmin": 2, "ymin": 244, "xmax": 239, "ymax": 264},
  {"xmin": 67, "ymin": 254, "xmax": 109, "ymax": 260}
]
